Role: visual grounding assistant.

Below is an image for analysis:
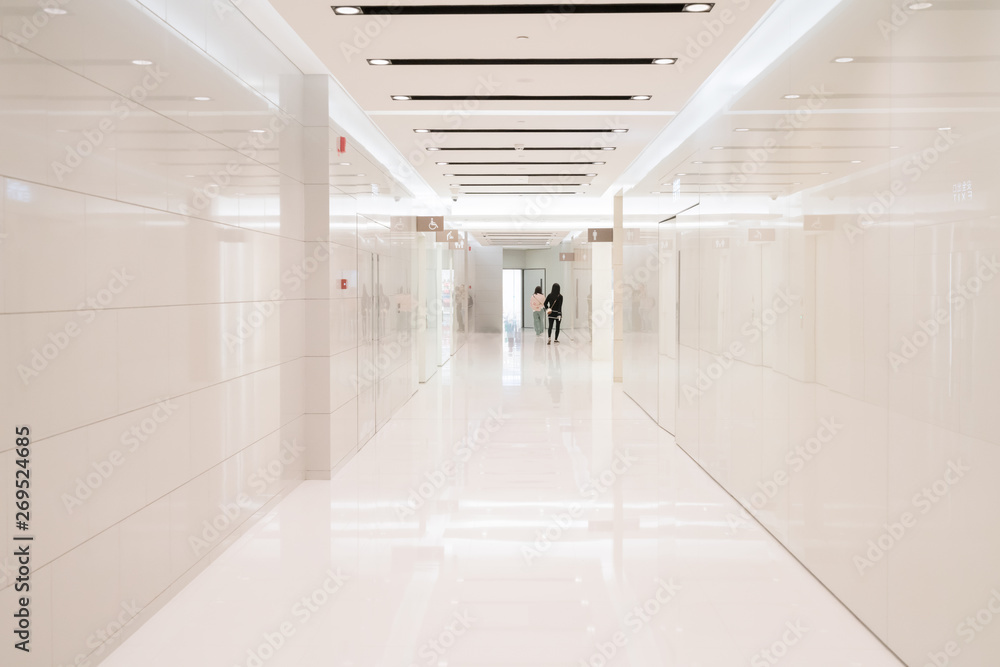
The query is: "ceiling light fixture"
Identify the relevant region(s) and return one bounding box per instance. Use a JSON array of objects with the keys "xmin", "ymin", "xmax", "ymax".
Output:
[
  {"xmin": 193, "ymin": 96, "xmax": 212, "ymax": 101},
  {"xmin": 652, "ymin": 58, "xmax": 677, "ymax": 65},
  {"xmin": 594, "ymin": 161, "xmax": 606, "ymax": 165},
  {"xmin": 250, "ymin": 129, "xmax": 266, "ymax": 133},
  {"xmin": 734, "ymin": 128, "xmax": 750, "ymax": 132},
  {"xmin": 683, "ymin": 3, "xmax": 713, "ymax": 11},
  {"xmin": 43, "ymin": 6, "xmax": 67, "ymax": 14},
  {"xmin": 938, "ymin": 126, "xmax": 951, "ymax": 131},
  {"xmin": 711, "ymin": 146, "xmax": 724, "ymax": 150},
  {"xmin": 427, "ymin": 147, "xmax": 441, "ymax": 151},
  {"xmin": 850, "ymin": 160, "xmax": 863, "ymax": 163},
  {"xmin": 516, "ymin": 35, "xmax": 529, "ymax": 40},
  {"xmin": 436, "ymin": 162, "xmax": 449, "ymax": 165},
  {"xmin": 834, "ymin": 57, "xmax": 855, "ymax": 63},
  {"xmin": 783, "ymin": 94, "xmax": 801, "ymax": 99},
  {"xmin": 391, "ymin": 95, "xmax": 411, "ymax": 101},
  {"xmin": 336, "ymin": 162, "xmax": 351, "ymax": 166},
  {"xmin": 368, "ymin": 59, "xmax": 391, "ymax": 65},
  {"xmin": 907, "ymin": 2, "xmax": 932, "ymax": 9},
  {"xmin": 693, "ymin": 161, "xmax": 703, "ymax": 164},
  {"xmin": 631, "ymin": 95, "xmax": 652, "ymax": 100},
  {"xmin": 586, "ymin": 173, "xmax": 597, "ymax": 176},
  {"xmin": 131, "ymin": 59, "xmax": 154, "ymax": 66},
  {"xmin": 676, "ymin": 173, "xmax": 687, "ymax": 176},
  {"xmin": 333, "ymin": 6, "xmax": 363, "ymax": 14},
  {"xmin": 601, "ymin": 146, "xmax": 616, "ymax": 151},
  {"xmin": 414, "ymin": 129, "xmax": 431, "ymax": 133},
  {"xmin": 611, "ymin": 128, "xmax": 628, "ymax": 133}
]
